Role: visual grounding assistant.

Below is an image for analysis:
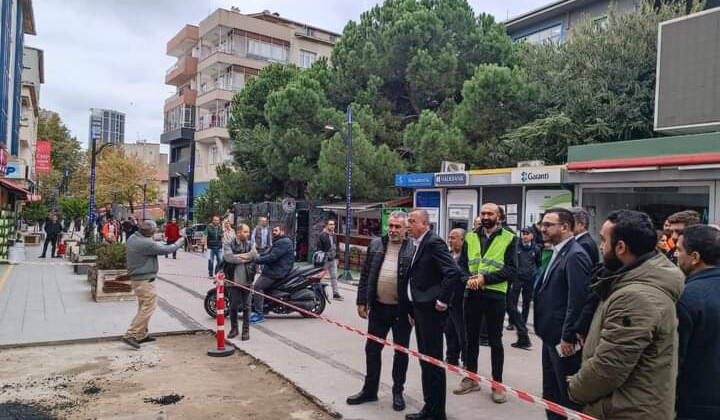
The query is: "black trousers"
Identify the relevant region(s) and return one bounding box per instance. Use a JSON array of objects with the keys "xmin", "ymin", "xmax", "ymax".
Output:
[
  {"xmin": 507, "ymin": 279, "xmax": 532, "ymax": 344},
  {"xmin": 164, "ymin": 239, "xmax": 178, "ymax": 258},
  {"xmin": 541, "ymin": 343, "xmax": 584, "ymax": 419},
  {"xmin": 464, "ymin": 294, "xmax": 505, "ymax": 382},
  {"xmin": 412, "ymin": 302, "xmax": 448, "ymax": 416},
  {"xmin": 41, "ymin": 235, "xmax": 58, "ymax": 257},
  {"xmin": 444, "ymin": 302, "xmax": 465, "ymax": 366},
  {"xmin": 363, "ymin": 302, "xmax": 412, "ymax": 395},
  {"xmin": 228, "ymin": 286, "xmax": 251, "ymax": 328}
]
